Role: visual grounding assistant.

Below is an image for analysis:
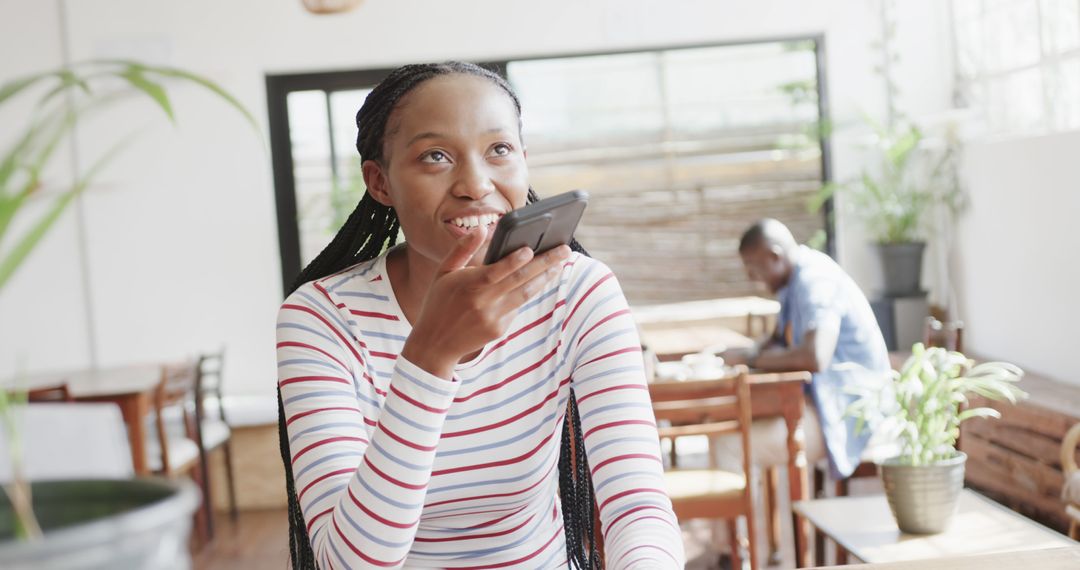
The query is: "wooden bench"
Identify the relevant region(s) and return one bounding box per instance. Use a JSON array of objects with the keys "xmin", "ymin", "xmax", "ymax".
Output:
[{"xmin": 960, "ymin": 367, "xmax": 1080, "ymax": 533}]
